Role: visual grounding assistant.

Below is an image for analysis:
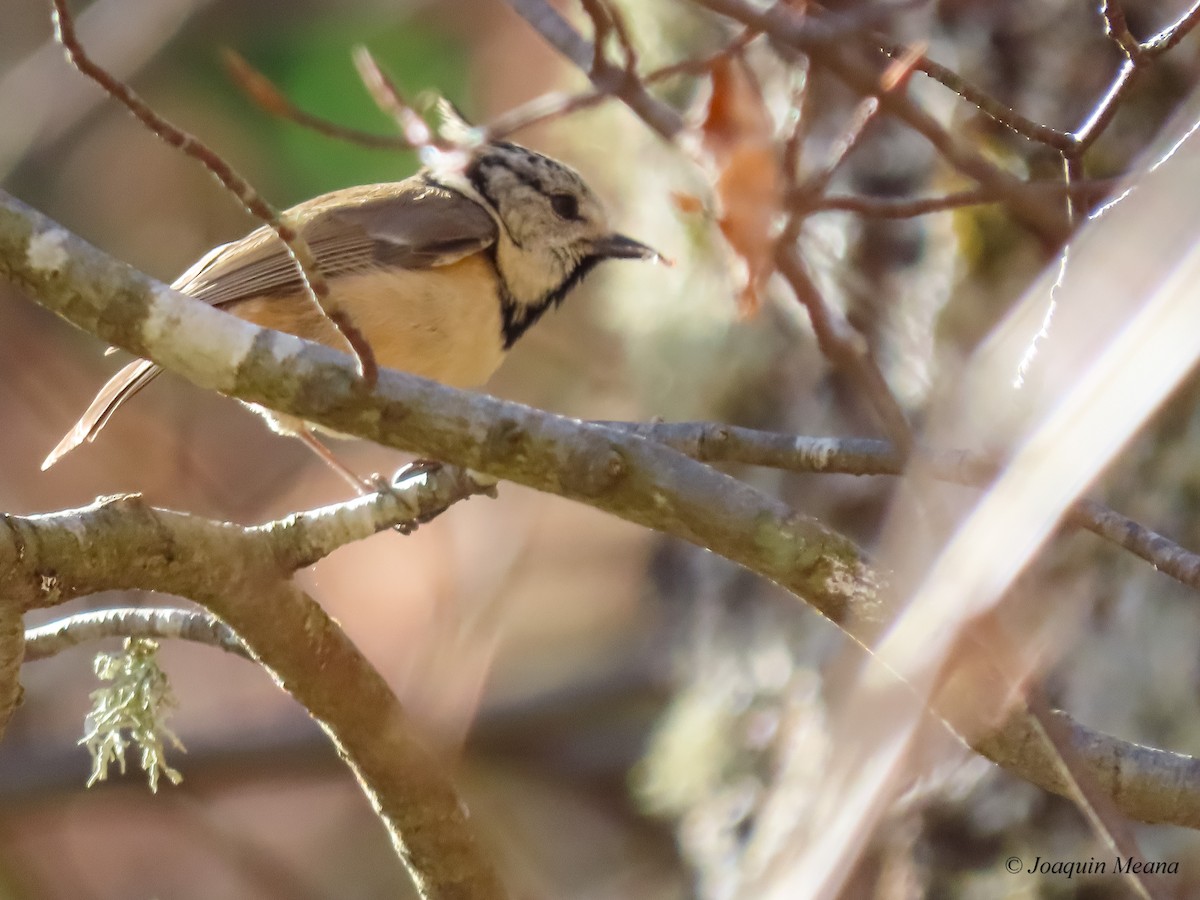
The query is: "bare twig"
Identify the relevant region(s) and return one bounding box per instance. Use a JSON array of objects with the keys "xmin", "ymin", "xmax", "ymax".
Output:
[
  {"xmin": 351, "ymin": 47, "xmax": 447, "ymax": 153},
  {"xmin": 228, "ymin": 24, "xmax": 703, "ymax": 151},
  {"xmin": 775, "ymin": 245, "xmax": 915, "ymax": 455},
  {"xmin": 877, "ymin": 0, "xmax": 1200, "ymax": 158},
  {"xmin": 1067, "ymin": 499, "xmax": 1200, "ymax": 591},
  {"xmin": 789, "ymin": 42, "xmax": 922, "ymax": 208},
  {"xmin": 221, "ymin": 49, "xmax": 409, "ymax": 150},
  {"xmin": 1075, "ymin": 1, "xmax": 1200, "ymax": 152},
  {"xmin": 792, "ymin": 95, "xmax": 881, "ymax": 204},
  {"xmin": 252, "ymin": 463, "xmax": 498, "ymax": 569},
  {"xmin": 24, "ymin": 607, "xmax": 249, "ymax": 661},
  {"xmin": 688, "ymin": 0, "xmax": 1070, "ymax": 240},
  {"xmin": 49, "ymin": 0, "xmax": 380, "ymax": 385},
  {"xmin": 1073, "ymin": 57, "xmax": 1138, "ymax": 152},
  {"xmin": 503, "ymin": 0, "xmax": 686, "ymax": 139},
  {"xmin": 875, "ymin": 39, "xmax": 1076, "ymax": 152},
  {"xmin": 1142, "ymin": 0, "xmax": 1200, "ymax": 56},
  {"xmin": 1101, "ymin": 0, "xmax": 1143, "ymax": 61},
  {"xmin": 580, "ymin": 0, "xmax": 638, "ymax": 74},
  {"xmin": 809, "ymin": 178, "xmax": 1118, "ymax": 219},
  {"xmin": 488, "ymin": 26, "xmax": 756, "ymax": 142}
]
